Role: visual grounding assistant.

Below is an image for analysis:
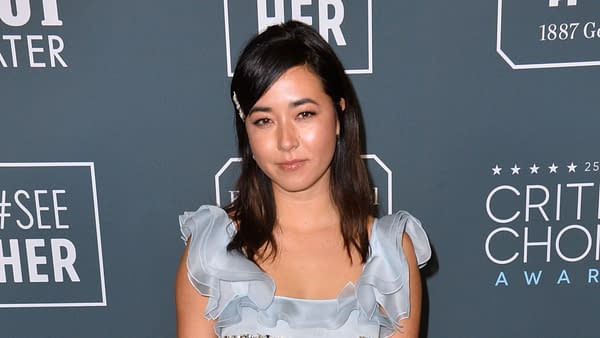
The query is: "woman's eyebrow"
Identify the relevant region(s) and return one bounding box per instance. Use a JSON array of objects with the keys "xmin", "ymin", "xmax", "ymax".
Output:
[
  {"xmin": 249, "ymin": 106, "xmax": 271, "ymax": 114},
  {"xmin": 290, "ymin": 98, "xmax": 318, "ymax": 108},
  {"xmin": 249, "ymin": 98, "xmax": 318, "ymax": 115}
]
